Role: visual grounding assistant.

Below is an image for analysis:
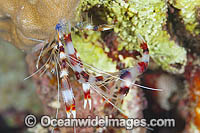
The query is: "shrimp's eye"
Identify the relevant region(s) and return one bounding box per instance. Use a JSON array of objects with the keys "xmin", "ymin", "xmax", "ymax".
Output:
[
  {"xmin": 55, "ymin": 23, "xmax": 62, "ymax": 31},
  {"xmin": 93, "ymin": 26, "xmax": 98, "ymax": 31}
]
